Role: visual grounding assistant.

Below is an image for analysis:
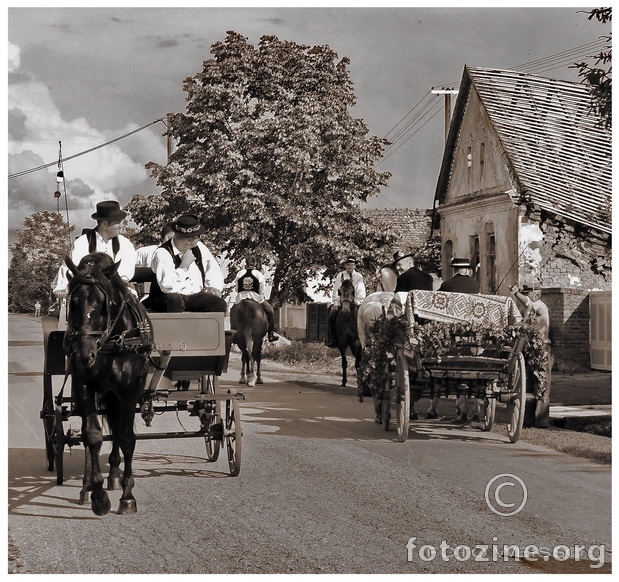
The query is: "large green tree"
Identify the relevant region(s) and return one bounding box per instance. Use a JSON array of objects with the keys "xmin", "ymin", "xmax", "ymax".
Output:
[
  {"xmin": 127, "ymin": 31, "xmax": 391, "ymax": 306},
  {"xmin": 8, "ymin": 212, "xmax": 74, "ymax": 312}
]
